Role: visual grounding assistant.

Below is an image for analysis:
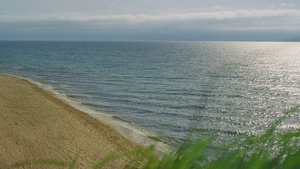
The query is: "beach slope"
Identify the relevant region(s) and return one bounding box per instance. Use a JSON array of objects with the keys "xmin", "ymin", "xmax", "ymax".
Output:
[{"xmin": 0, "ymin": 74, "xmax": 139, "ymax": 168}]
